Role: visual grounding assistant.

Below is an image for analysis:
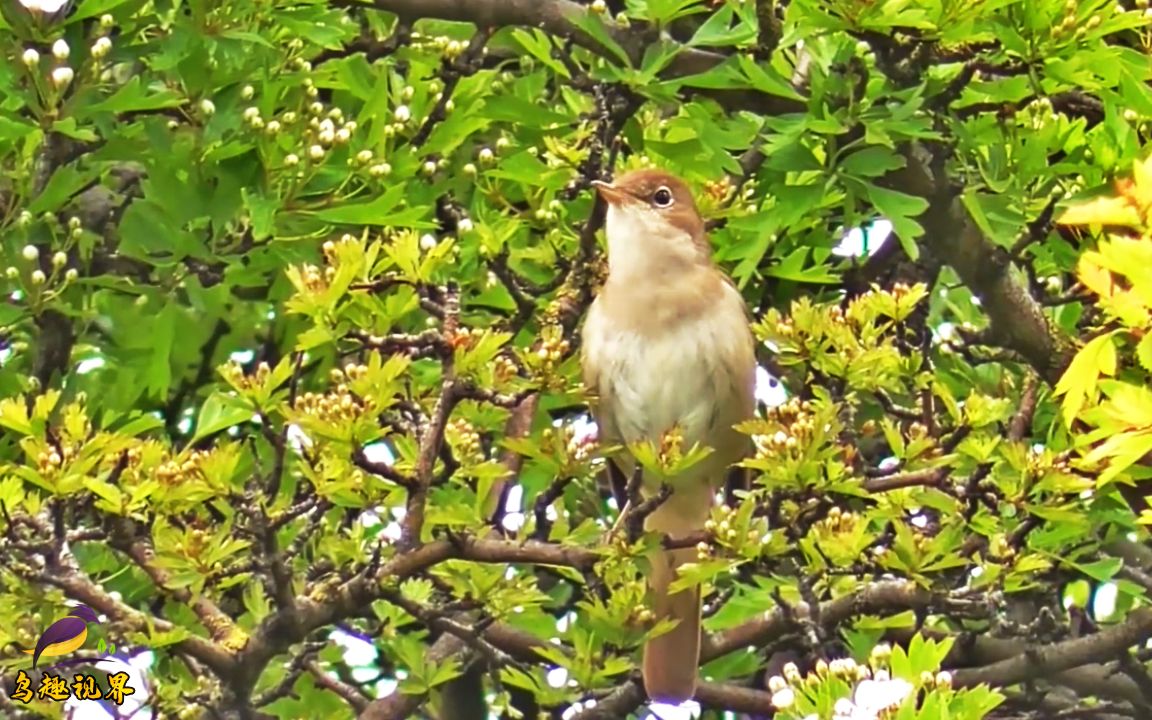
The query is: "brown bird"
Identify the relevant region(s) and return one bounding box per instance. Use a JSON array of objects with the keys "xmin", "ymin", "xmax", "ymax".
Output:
[{"xmin": 581, "ymin": 168, "xmax": 757, "ymax": 704}]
